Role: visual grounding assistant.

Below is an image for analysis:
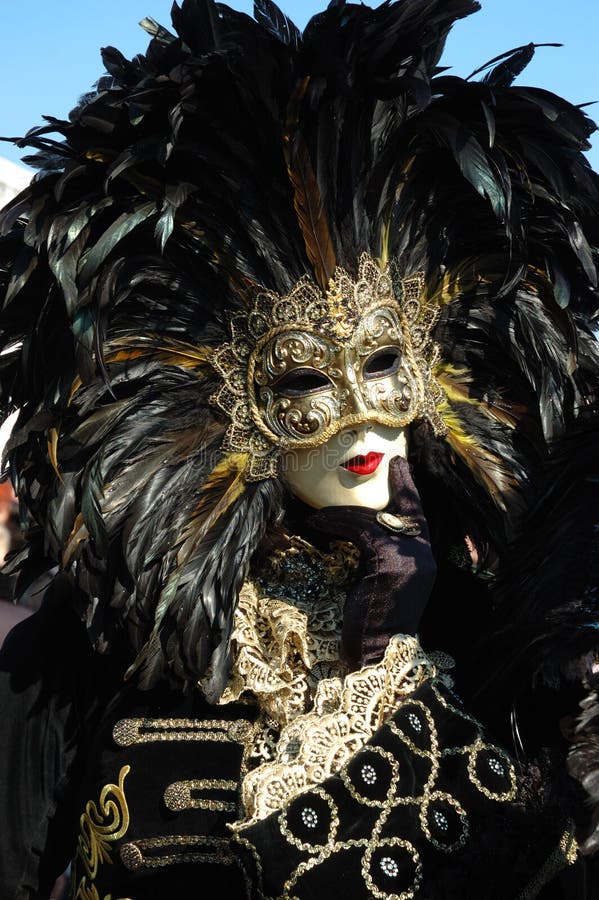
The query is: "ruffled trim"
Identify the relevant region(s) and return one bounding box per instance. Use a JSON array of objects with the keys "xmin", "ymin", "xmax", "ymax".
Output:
[
  {"xmin": 218, "ymin": 579, "xmax": 347, "ymax": 726},
  {"xmin": 236, "ymin": 634, "xmax": 444, "ymax": 826},
  {"xmin": 211, "ymin": 535, "xmax": 447, "ymax": 827}
]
